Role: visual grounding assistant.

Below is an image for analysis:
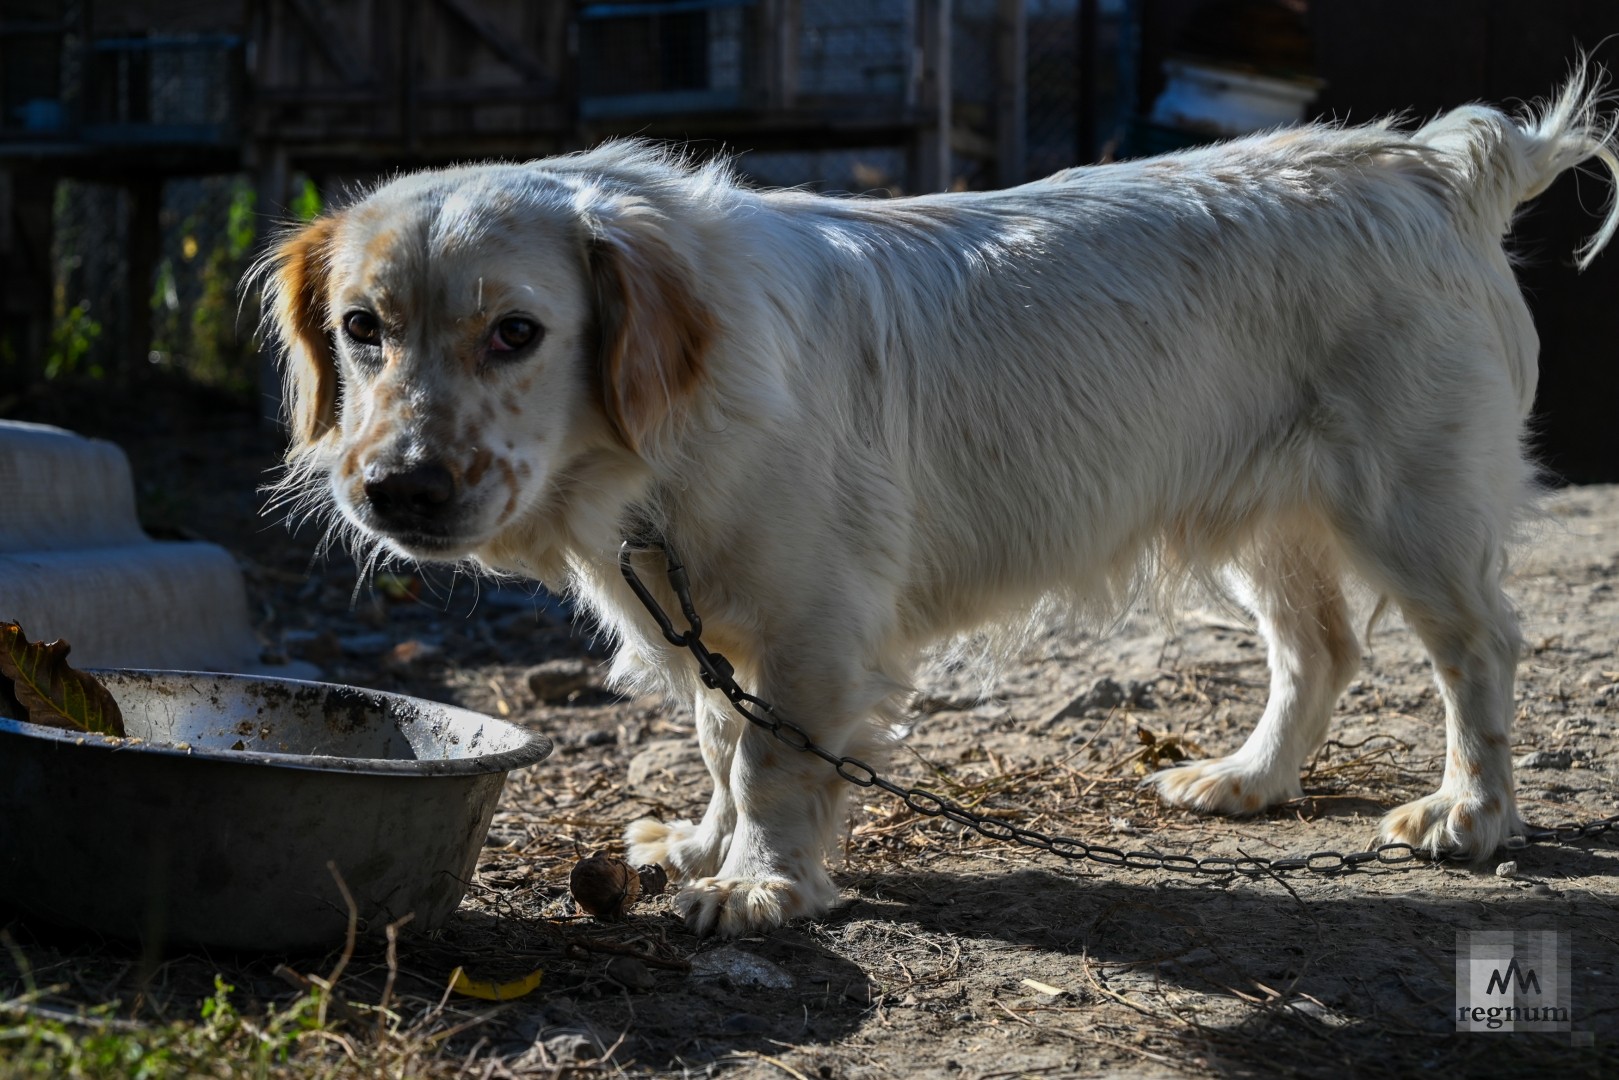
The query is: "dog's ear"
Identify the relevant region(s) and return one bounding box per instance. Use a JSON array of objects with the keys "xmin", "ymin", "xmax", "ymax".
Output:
[
  {"xmin": 588, "ymin": 204, "xmax": 715, "ymax": 451},
  {"xmin": 263, "ymin": 216, "xmax": 341, "ymax": 449}
]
